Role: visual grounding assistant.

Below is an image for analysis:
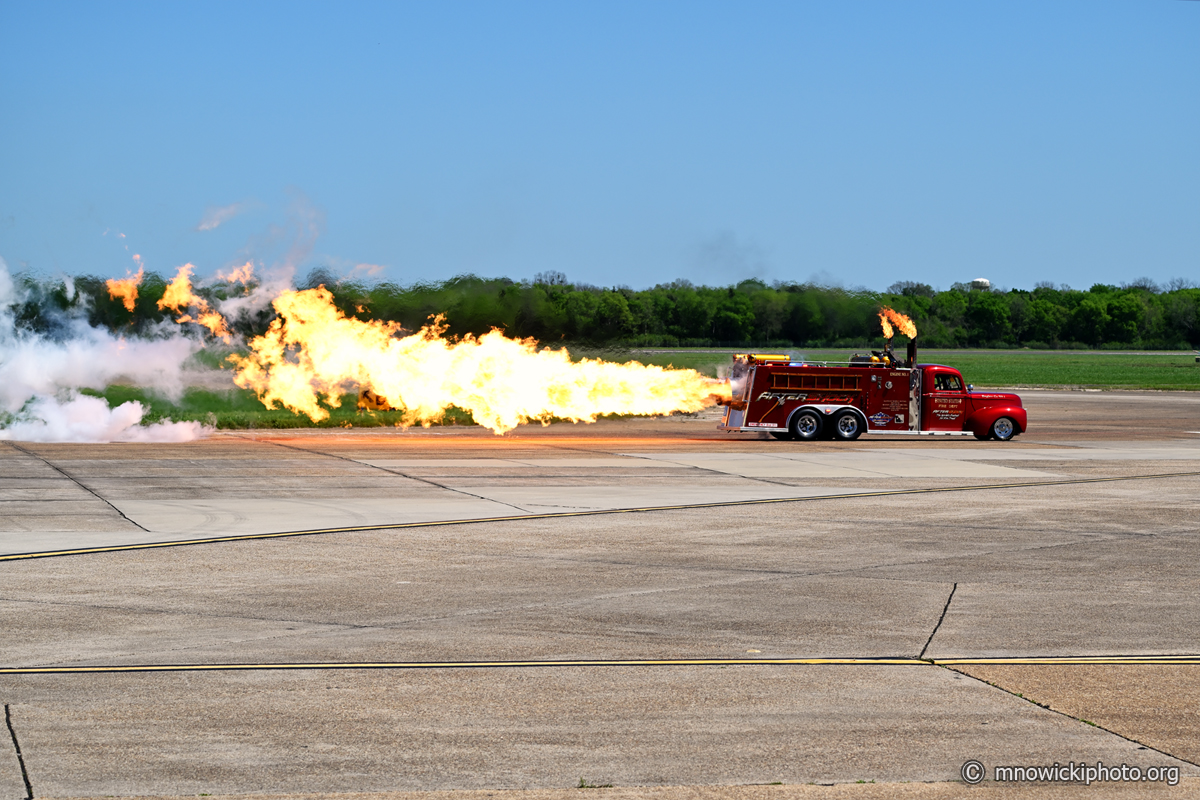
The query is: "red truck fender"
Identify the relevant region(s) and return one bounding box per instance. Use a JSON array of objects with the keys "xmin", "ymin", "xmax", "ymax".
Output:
[{"xmin": 966, "ymin": 406, "xmax": 1027, "ymax": 440}]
